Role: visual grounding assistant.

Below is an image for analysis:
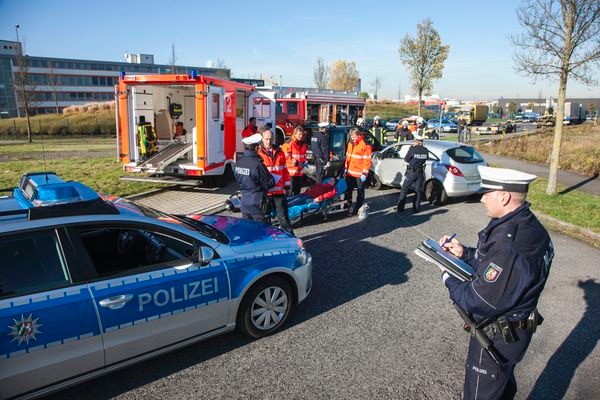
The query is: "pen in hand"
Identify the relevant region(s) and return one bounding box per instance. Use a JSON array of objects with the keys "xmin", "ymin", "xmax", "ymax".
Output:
[{"xmin": 441, "ymin": 233, "xmax": 457, "ymax": 249}]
